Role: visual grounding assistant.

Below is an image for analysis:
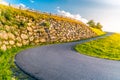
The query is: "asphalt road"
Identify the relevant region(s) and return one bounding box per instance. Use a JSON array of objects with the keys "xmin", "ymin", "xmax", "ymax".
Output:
[{"xmin": 15, "ymin": 32, "xmax": 120, "ymax": 80}]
